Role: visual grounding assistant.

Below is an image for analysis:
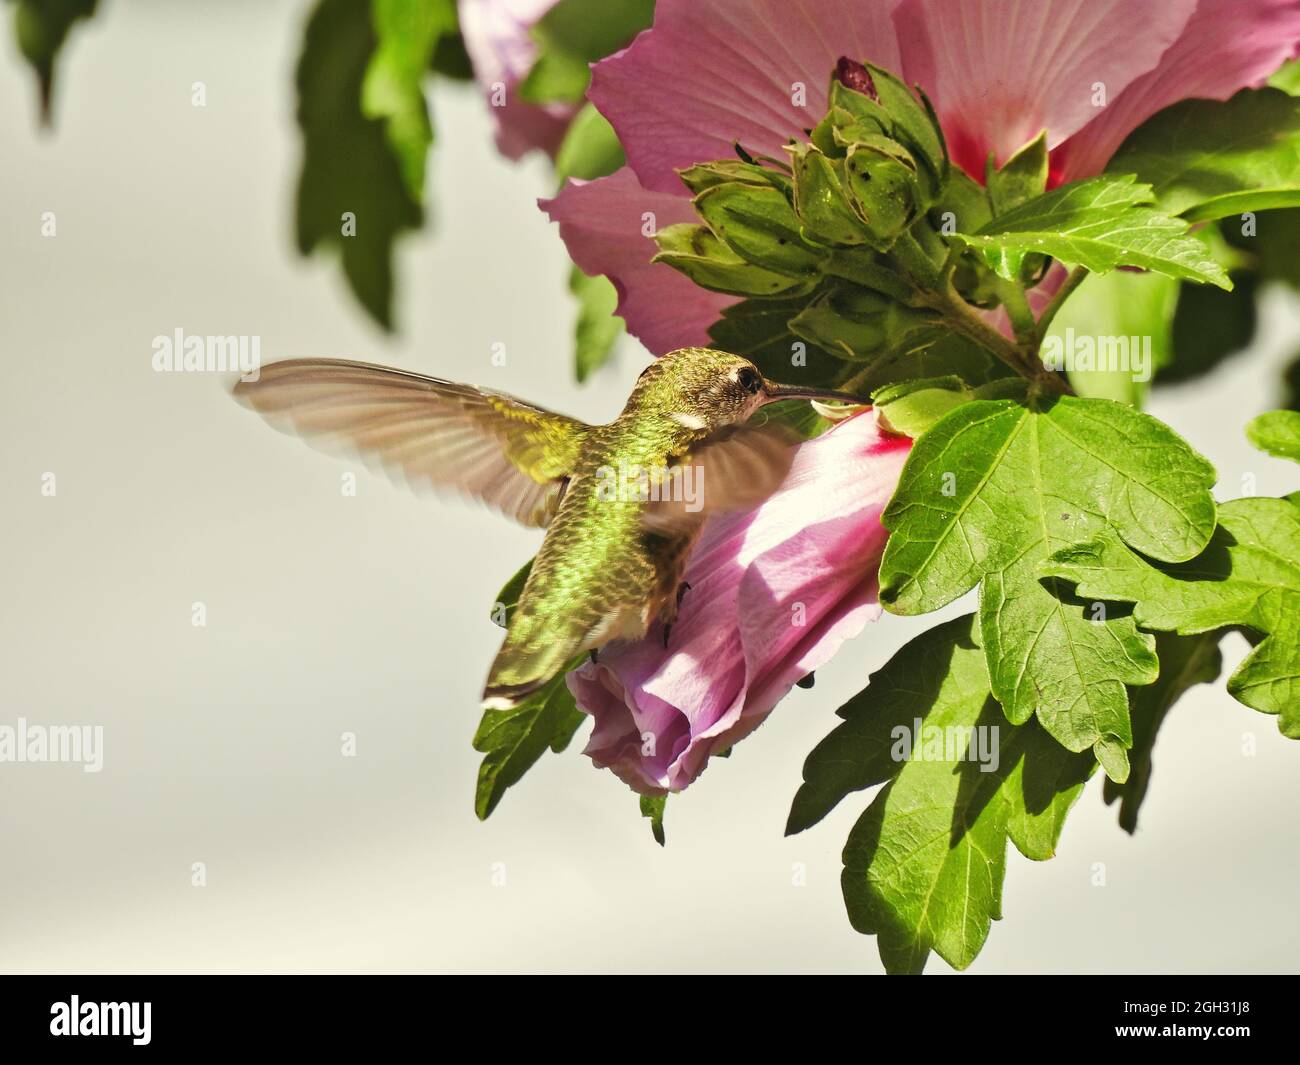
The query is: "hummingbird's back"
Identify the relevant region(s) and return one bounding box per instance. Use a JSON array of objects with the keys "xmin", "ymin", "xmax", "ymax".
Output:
[{"xmin": 481, "ymin": 417, "xmax": 690, "ymax": 707}]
